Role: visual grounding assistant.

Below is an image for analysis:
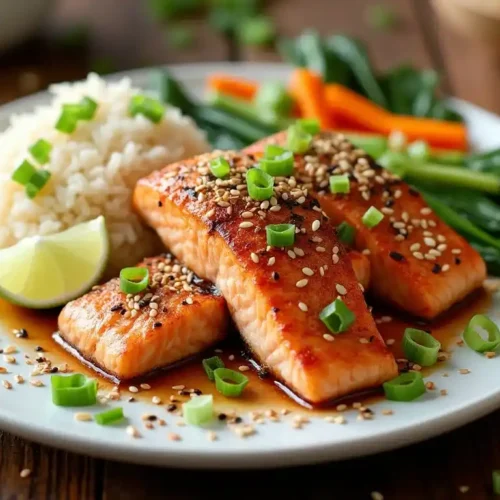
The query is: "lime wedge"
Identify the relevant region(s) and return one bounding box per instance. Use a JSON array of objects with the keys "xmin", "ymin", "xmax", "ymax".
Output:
[{"xmin": 0, "ymin": 216, "xmax": 109, "ymax": 309}]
